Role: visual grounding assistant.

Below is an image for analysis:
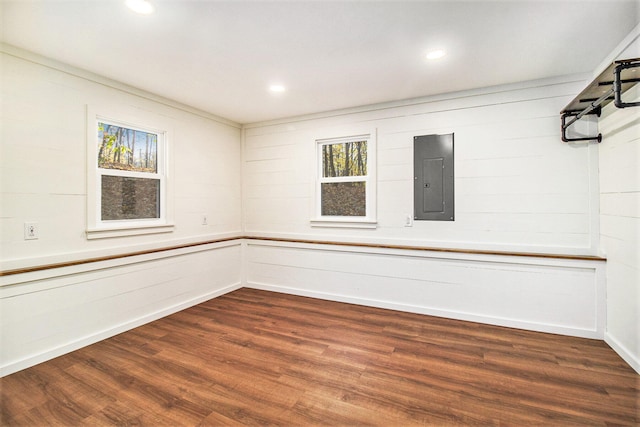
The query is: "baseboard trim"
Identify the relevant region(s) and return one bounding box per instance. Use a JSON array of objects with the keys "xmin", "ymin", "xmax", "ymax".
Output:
[
  {"xmin": 0, "ymin": 282, "xmax": 242, "ymax": 377},
  {"xmin": 245, "ymin": 281, "xmax": 601, "ymax": 340},
  {"xmin": 605, "ymin": 332, "xmax": 640, "ymax": 375}
]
